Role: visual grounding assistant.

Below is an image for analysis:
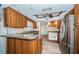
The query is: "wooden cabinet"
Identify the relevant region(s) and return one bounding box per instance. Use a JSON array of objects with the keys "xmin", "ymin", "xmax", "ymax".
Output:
[
  {"xmin": 21, "ymin": 40, "xmax": 28, "ymax": 53},
  {"xmin": 3, "ymin": 7, "xmax": 27, "ymax": 28},
  {"xmin": 21, "ymin": 16, "xmax": 27, "ymax": 27},
  {"xmin": 7, "ymin": 38, "xmax": 15, "ymax": 54},
  {"xmin": 3, "ymin": 7, "xmax": 37, "ymax": 28},
  {"xmin": 6, "ymin": 37, "xmax": 42, "ymax": 54},
  {"xmin": 15, "ymin": 39, "xmax": 22, "ymax": 54},
  {"xmin": 33, "ymin": 21, "xmax": 37, "ymax": 29},
  {"xmin": 74, "ymin": 27, "xmax": 79, "ymax": 53},
  {"xmin": 75, "ymin": 5, "xmax": 79, "ymax": 26},
  {"xmin": 74, "ymin": 4, "xmax": 79, "ymax": 53}
]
